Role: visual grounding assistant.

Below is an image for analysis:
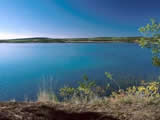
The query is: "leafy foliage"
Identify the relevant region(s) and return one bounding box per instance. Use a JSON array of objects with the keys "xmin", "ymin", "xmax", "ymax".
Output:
[
  {"xmin": 105, "ymin": 72, "xmax": 113, "ymax": 80},
  {"xmin": 39, "ymin": 72, "xmax": 160, "ymax": 105},
  {"xmin": 105, "ymin": 72, "xmax": 120, "ymax": 90},
  {"xmin": 59, "ymin": 73, "xmax": 122, "ymax": 102},
  {"xmin": 59, "ymin": 74, "xmax": 98, "ymax": 102},
  {"xmin": 113, "ymin": 81, "xmax": 160, "ymax": 98},
  {"xmin": 78, "ymin": 74, "xmax": 96, "ymax": 95},
  {"xmin": 138, "ymin": 19, "xmax": 160, "ymax": 66},
  {"xmin": 59, "ymin": 86, "xmax": 75, "ymax": 99},
  {"xmin": 59, "ymin": 74, "xmax": 110, "ymax": 102}
]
